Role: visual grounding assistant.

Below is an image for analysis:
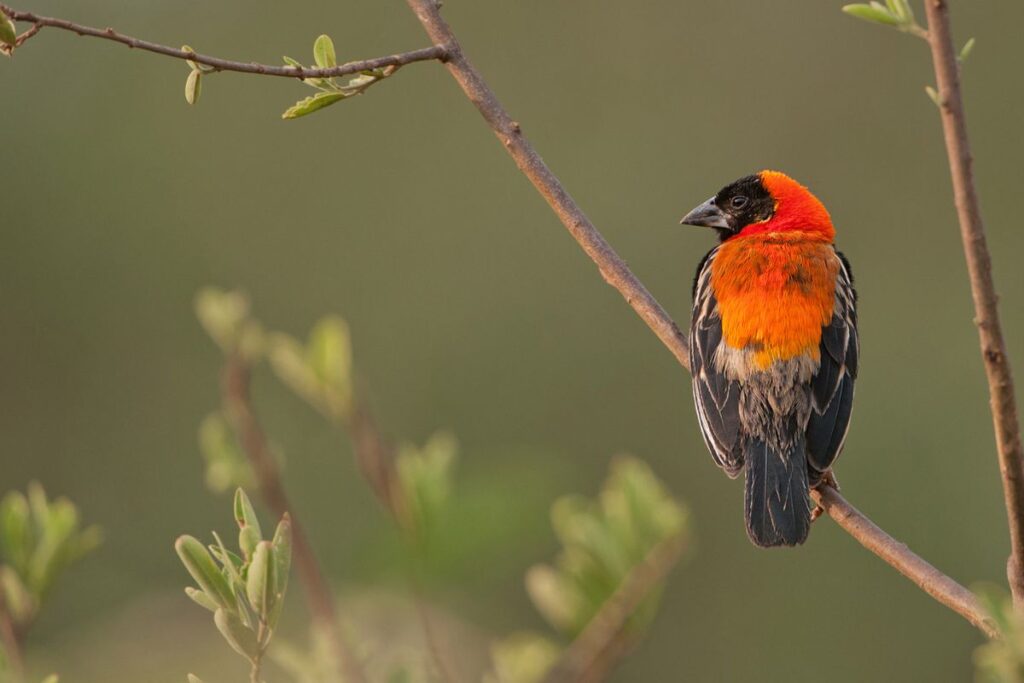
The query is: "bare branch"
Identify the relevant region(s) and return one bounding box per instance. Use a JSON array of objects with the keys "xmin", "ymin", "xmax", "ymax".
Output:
[
  {"xmin": 401, "ymin": 0, "xmax": 996, "ymax": 642},
  {"xmin": 0, "ymin": 5, "xmax": 446, "ymax": 79},
  {"xmin": 403, "ymin": 0, "xmax": 690, "ymax": 371},
  {"xmin": 812, "ymin": 486, "xmax": 997, "ymax": 638},
  {"xmin": 540, "ymin": 534, "xmax": 686, "ymax": 683},
  {"xmin": 220, "ymin": 356, "xmax": 368, "ymax": 683},
  {"xmin": 922, "ymin": 0, "xmax": 1024, "ymax": 605}
]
